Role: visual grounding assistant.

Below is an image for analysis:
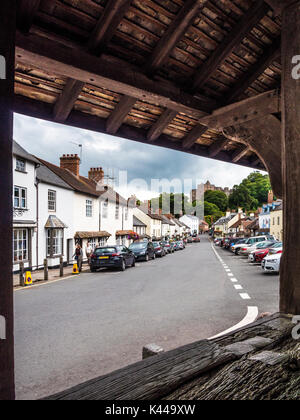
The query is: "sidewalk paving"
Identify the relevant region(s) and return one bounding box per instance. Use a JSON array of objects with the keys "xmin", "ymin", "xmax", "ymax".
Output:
[{"xmin": 13, "ymin": 264, "xmax": 90, "ymax": 288}]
